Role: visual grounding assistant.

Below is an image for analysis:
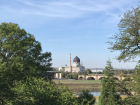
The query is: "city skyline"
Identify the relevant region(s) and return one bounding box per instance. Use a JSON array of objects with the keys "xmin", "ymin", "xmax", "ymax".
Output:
[{"xmin": 0, "ymin": 0, "xmax": 140, "ymax": 68}]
